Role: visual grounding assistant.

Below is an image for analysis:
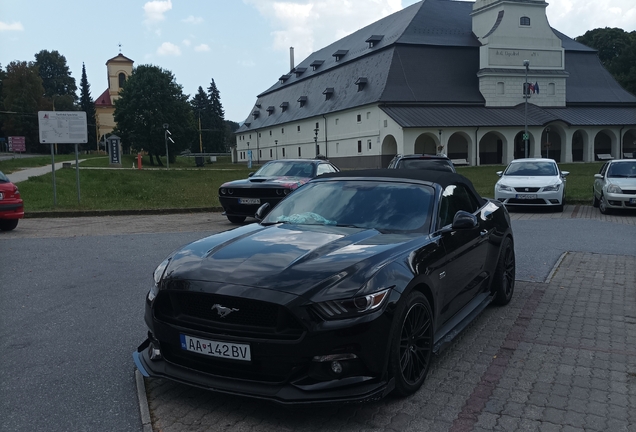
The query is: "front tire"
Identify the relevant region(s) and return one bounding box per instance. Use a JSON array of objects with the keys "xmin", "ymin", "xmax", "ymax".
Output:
[
  {"xmin": 599, "ymin": 194, "xmax": 611, "ymax": 215},
  {"xmin": 390, "ymin": 292, "xmax": 434, "ymax": 397},
  {"xmin": 592, "ymin": 190, "xmax": 600, "ymax": 208},
  {"xmin": 0, "ymin": 219, "xmax": 19, "ymax": 231},
  {"xmin": 226, "ymin": 215, "xmax": 246, "ymax": 224},
  {"xmin": 492, "ymin": 237, "xmax": 515, "ymax": 306}
]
